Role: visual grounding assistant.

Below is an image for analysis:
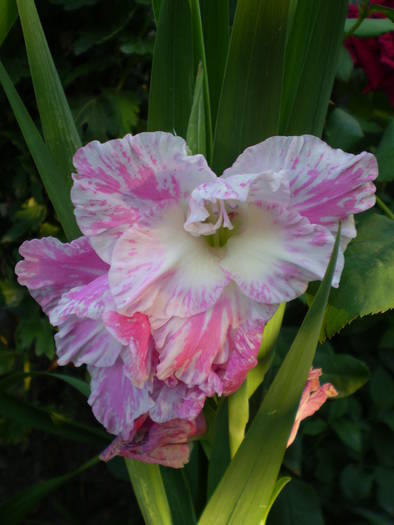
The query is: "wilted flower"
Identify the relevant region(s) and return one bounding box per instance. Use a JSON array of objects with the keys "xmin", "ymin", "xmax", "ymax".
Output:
[{"xmin": 287, "ymin": 368, "xmax": 338, "ymax": 447}]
